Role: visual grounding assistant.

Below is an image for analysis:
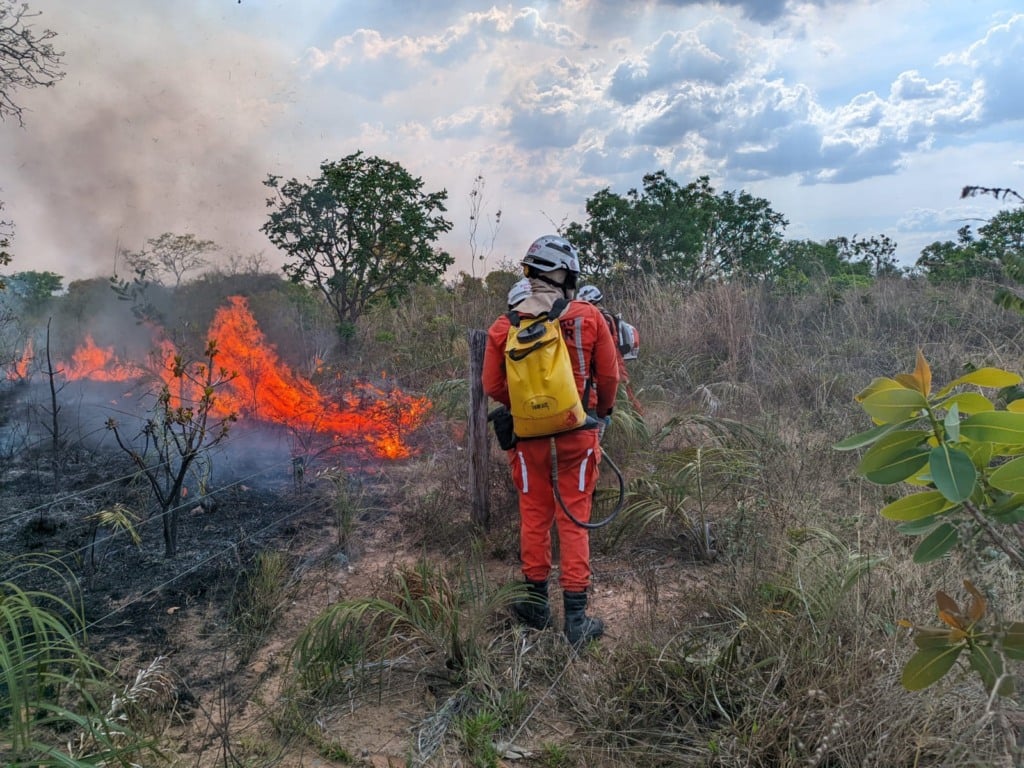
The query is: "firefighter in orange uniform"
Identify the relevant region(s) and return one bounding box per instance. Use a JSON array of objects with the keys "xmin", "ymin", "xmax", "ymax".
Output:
[
  {"xmin": 482, "ymin": 235, "xmax": 620, "ymax": 645},
  {"xmin": 576, "ymin": 284, "xmax": 642, "ymax": 414}
]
